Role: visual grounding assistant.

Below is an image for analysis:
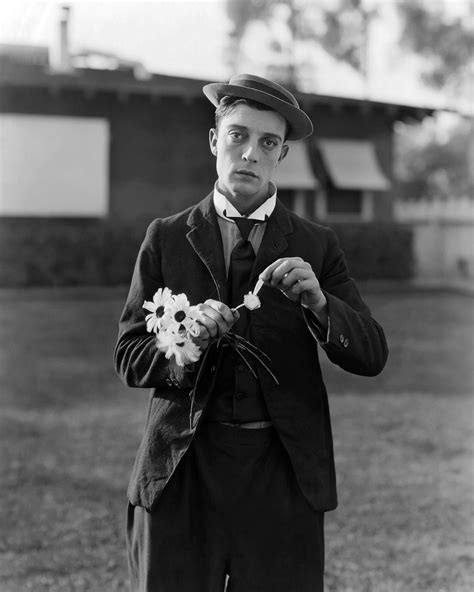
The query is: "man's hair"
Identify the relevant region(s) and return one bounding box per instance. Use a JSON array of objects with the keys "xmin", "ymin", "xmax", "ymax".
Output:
[{"xmin": 215, "ymin": 95, "xmax": 290, "ymax": 141}]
